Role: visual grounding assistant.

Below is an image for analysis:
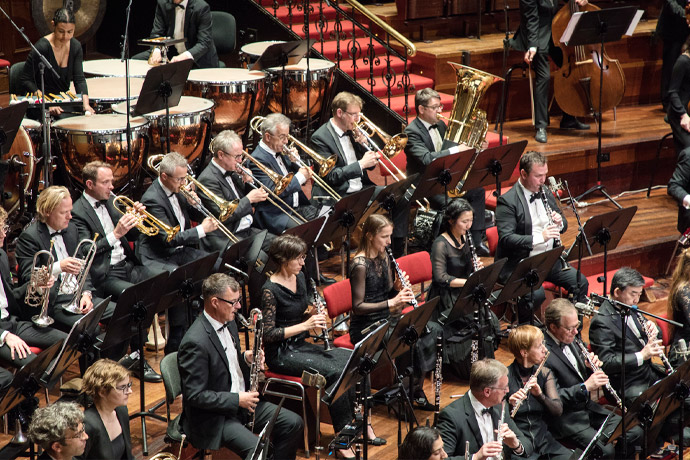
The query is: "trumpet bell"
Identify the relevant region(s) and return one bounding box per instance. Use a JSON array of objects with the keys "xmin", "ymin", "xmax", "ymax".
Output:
[{"xmin": 31, "ymin": 313, "xmax": 54, "ymax": 327}]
